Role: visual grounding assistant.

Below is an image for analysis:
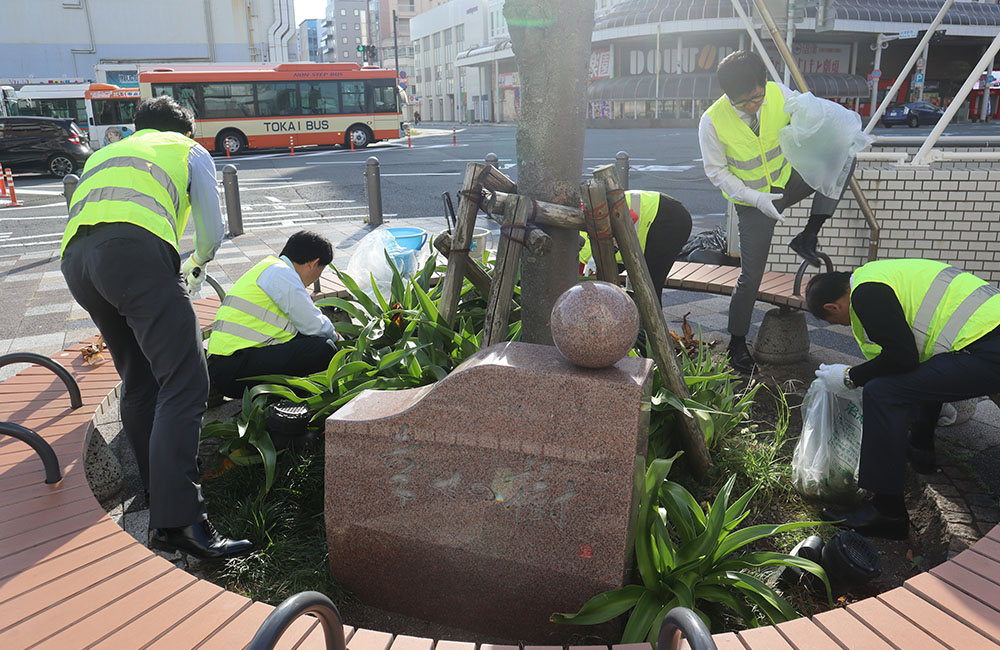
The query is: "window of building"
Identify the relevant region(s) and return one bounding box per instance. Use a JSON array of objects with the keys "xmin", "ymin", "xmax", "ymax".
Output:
[
  {"xmin": 340, "ymin": 8, "xmax": 346, "ymax": 15},
  {"xmin": 414, "ymin": 41, "xmax": 420, "ymax": 54},
  {"xmin": 422, "ymin": 36, "xmax": 429, "ymax": 51},
  {"xmin": 342, "ymin": 23, "xmax": 347, "ymax": 30},
  {"xmin": 342, "ymin": 37, "xmax": 348, "ymax": 43},
  {"xmin": 354, "ymin": 9, "xmax": 359, "ymax": 16},
  {"xmin": 356, "ymin": 37, "xmax": 361, "ymax": 43},
  {"xmin": 355, "ymin": 23, "xmax": 360, "ymax": 30},
  {"xmin": 455, "ymin": 24, "xmax": 464, "ymax": 43},
  {"xmin": 444, "ymin": 28, "xmax": 452, "ymax": 46},
  {"xmin": 343, "ymin": 50, "xmax": 349, "ymax": 58}
]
